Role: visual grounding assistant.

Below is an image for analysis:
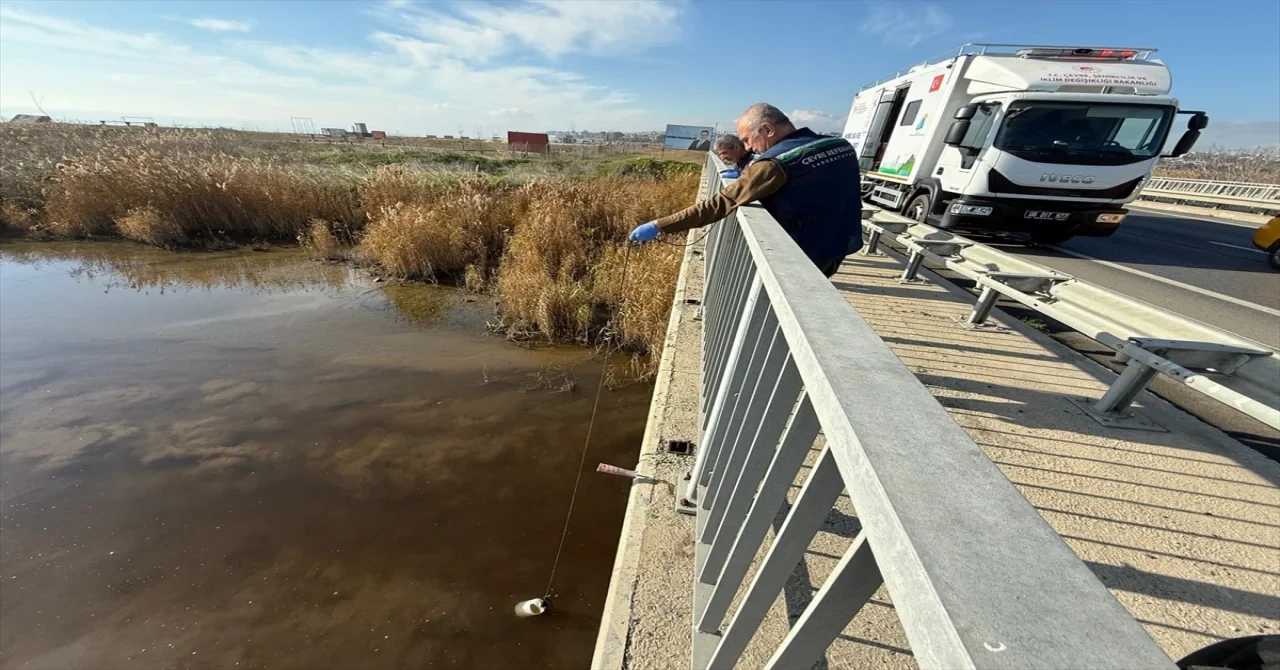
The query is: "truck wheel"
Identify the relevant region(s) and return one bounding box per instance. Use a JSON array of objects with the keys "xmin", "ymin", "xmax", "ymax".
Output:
[
  {"xmin": 1030, "ymin": 229, "xmax": 1075, "ymax": 245},
  {"xmin": 905, "ymin": 194, "xmax": 931, "ymax": 223}
]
